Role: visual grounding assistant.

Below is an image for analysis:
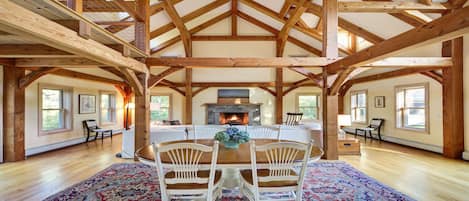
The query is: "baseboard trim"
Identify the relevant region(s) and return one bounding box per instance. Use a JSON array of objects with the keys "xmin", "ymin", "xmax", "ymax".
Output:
[
  {"xmin": 463, "ymin": 152, "xmax": 469, "ymax": 161},
  {"xmin": 383, "ymin": 136, "xmax": 443, "ymax": 153},
  {"xmin": 26, "ymin": 129, "xmax": 122, "ymax": 156}
]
